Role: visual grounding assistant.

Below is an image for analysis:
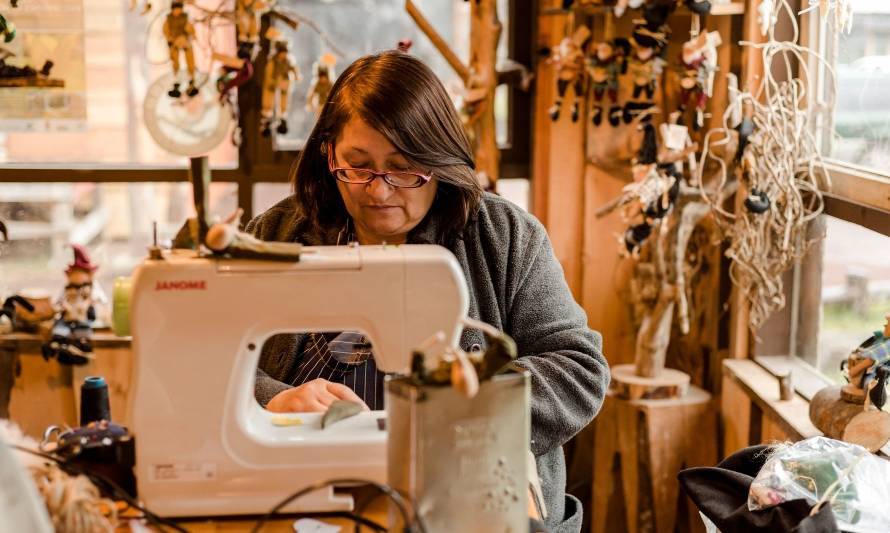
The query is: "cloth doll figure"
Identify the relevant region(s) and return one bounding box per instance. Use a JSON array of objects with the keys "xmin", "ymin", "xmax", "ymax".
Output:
[
  {"xmin": 164, "ymin": 1, "xmax": 198, "ymax": 98},
  {"xmin": 306, "ymin": 61, "xmax": 334, "ymax": 114},
  {"xmin": 628, "ymin": 26, "xmax": 667, "ymax": 102},
  {"xmin": 261, "ymin": 40, "xmax": 300, "ymax": 136},
  {"xmin": 679, "ymin": 30, "xmax": 722, "ymax": 130},
  {"xmin": 547, "ymin": 26, "xmax": 590, "ymax": 122},
  {"xmin": 41, "ymin": 245, "xmax": 107, "ymax": 365},
  {"xmin": 236, "ymin": 0, "xmax": 267, "ymax": 59},
  {"xmin": 588, "ymin": 39, "xmax": 628, "ymax": 126}
]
